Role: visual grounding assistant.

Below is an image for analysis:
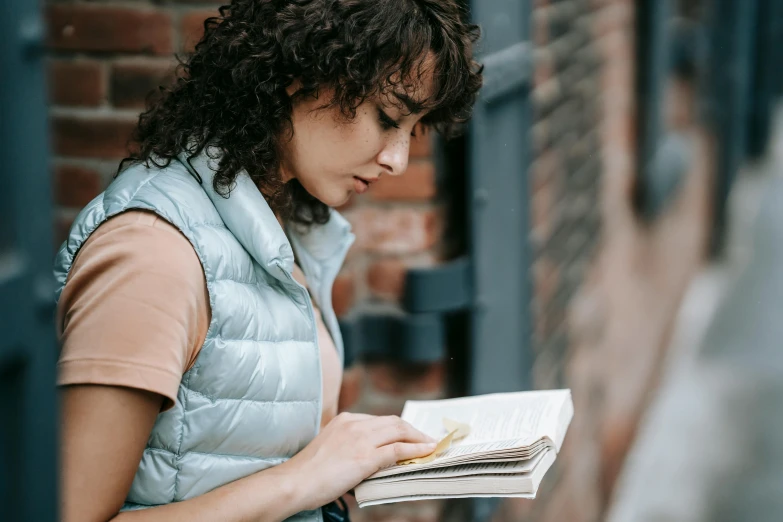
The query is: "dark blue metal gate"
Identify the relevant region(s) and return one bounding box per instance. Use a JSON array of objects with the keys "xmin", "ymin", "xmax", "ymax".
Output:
[
  {"xmin": 465, "ymin": 0, "xmax": 532, "ymax": 398},
  {"xmin": 0, "ymin": 0, "xmax": 58, "ymax": 520}
]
